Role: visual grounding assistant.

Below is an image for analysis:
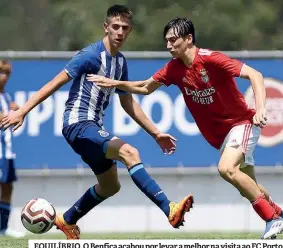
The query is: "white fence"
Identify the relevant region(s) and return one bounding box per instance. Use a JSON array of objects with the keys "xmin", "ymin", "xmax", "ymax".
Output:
[{"xmin": 0, "ymin": 50, "xmax": 283, "ymax": 59}]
